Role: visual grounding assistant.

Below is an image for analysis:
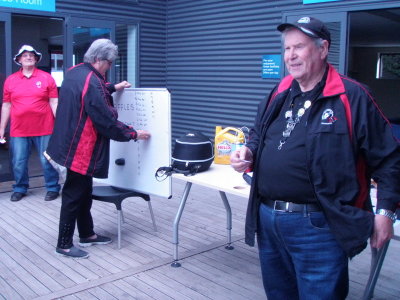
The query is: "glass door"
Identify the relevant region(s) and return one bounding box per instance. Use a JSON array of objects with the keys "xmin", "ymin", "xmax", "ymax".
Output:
[
  {"xmin": 65, "ymin": 17, "xmax": 115, "ymax": 82},
  {"xmin": 0, "ymin": 12, "xmax": 12, "ymax": 183}
]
